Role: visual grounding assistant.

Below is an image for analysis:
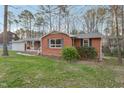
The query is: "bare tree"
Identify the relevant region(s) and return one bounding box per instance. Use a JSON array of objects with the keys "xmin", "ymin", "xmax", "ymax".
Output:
[
  {"xmin": 7, "ymin": 11, "xmax": 15, "ymax": 32},
  {"xmin": 2, "ymin": 5, "xmax": 9, "ymax": 56},
  {"xmin": 122, "ymin": 6, "xmax": 124, "ymax": 36},
  {"xmin": 39, "ymin": 5, "xmax": 57, "ymax": 32},
  {"xmin": 113, "ymin": 5, "xmax": 122, "ymax": 64},
  {"xmin": 34, "ymin": 12, "xmax": 45, "ymax": 37},
  {"xmin": 57, "ymin": 5, "xmax": 70, "ymax": 32},
  {"xmin": 19, "ymin": 10, "xmax": 34, "ymax": 38},
  {"xmin": 82, "ymin": 7, "xmax": 106, "ymax": 33}
]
